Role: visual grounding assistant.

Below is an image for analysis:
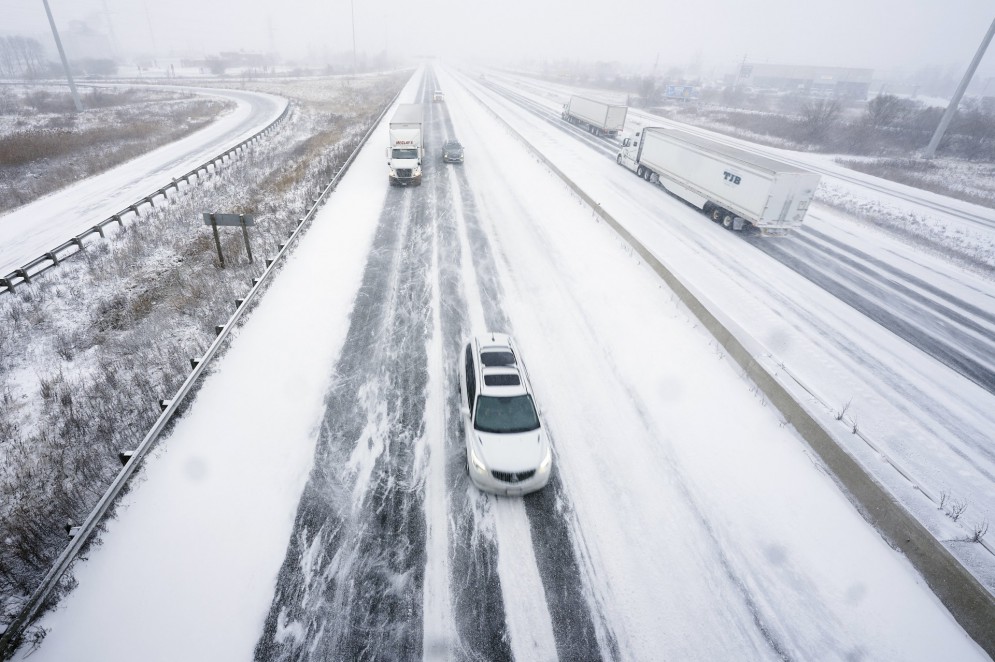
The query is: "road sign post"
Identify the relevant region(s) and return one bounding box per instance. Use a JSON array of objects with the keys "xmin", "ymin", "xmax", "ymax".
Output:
[{"xmin": 203, "ymin": 213, "xmax": 255, "ymax": 268}]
